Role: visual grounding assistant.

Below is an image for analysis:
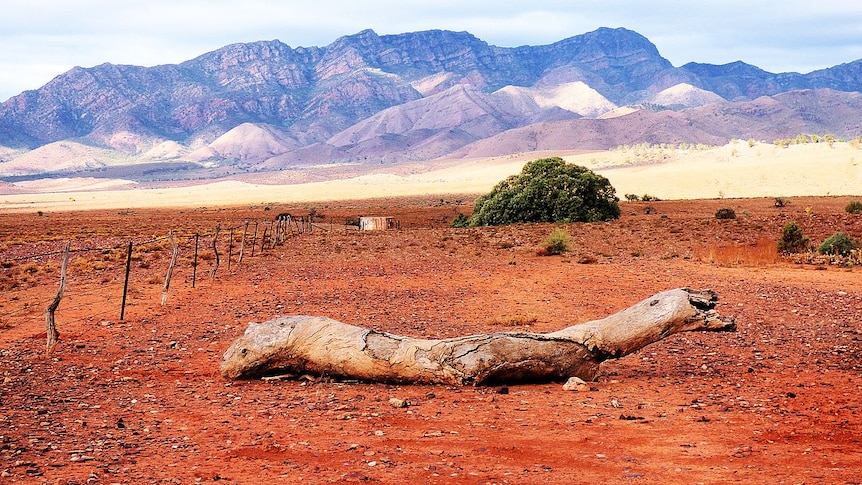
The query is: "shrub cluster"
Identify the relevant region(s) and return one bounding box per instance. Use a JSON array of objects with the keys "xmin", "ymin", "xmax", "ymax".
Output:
[
  {"xmin": 818, "ymin": 233, "xmax": 859, "ymax": 256},
  {"xmin": 845, "ymin": 200, "xmax": 862, "ymax": 214},
  {"xmin": 777, "ymin": 222, "xmax": 860, "ymax": 261}
]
